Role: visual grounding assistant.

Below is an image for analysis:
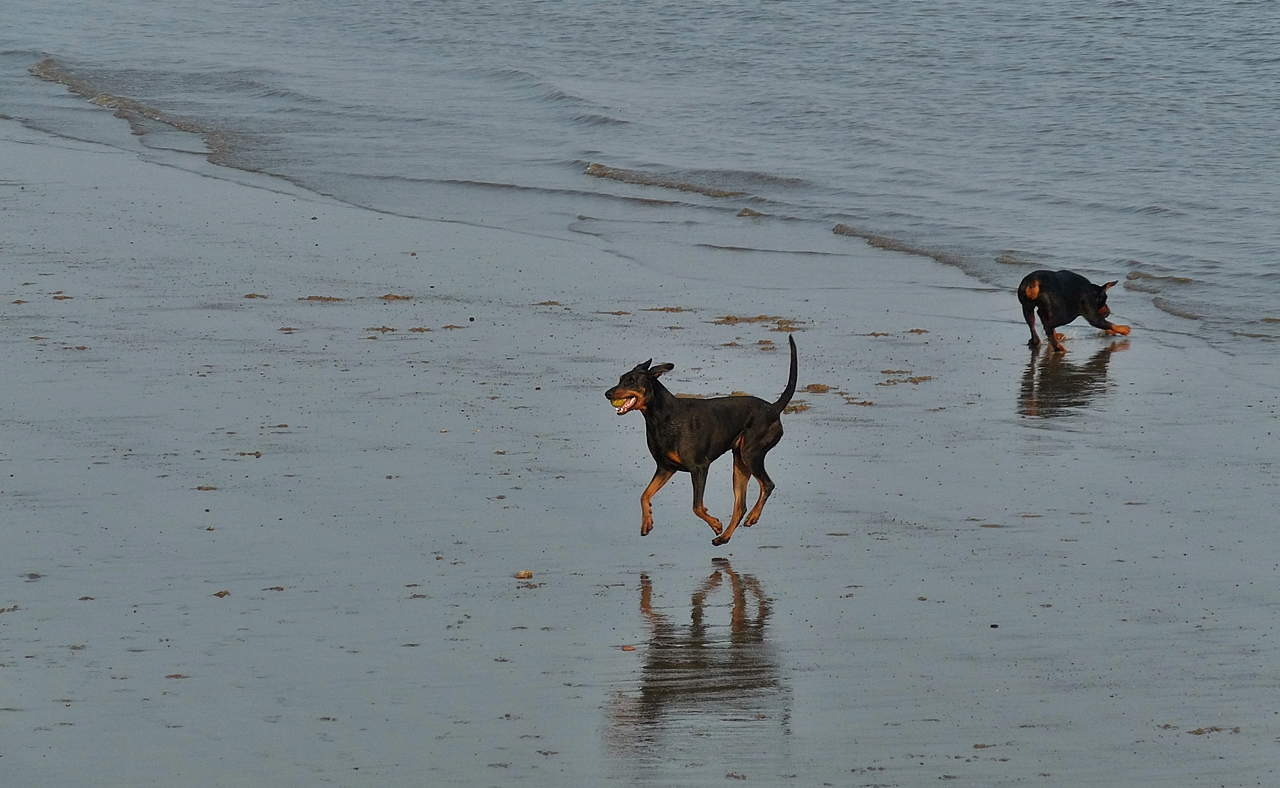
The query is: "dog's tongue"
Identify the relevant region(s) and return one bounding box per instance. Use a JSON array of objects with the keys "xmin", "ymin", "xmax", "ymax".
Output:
[{"xmin": 612, "ymin": 397, "xmax": 635, "ymax": 415}]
